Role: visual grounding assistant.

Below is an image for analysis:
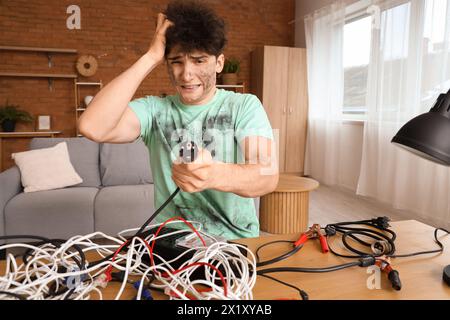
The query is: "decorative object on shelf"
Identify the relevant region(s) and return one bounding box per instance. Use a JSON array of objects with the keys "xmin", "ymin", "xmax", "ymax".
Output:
[
  {"xmin": 37, "ymin": 115, "xmax": 51, "ymax": 131},
  {"xmin": 76, "ymin": 55, "xmax": 98, "ymax": 77},
  {"xmin": 221, "ymin": 58, "xmax": 240, "ymax": 85},
  {"xmin": 74, "ymin": 80, "xmax": 103, "ymax": 137},
  {"xmin": 0, "ymin": 100, "xmax": 34, "ymax": 132},
  {"xmin": 84, "ymin": 95, "xmax": 94, "ymax": 107}
]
